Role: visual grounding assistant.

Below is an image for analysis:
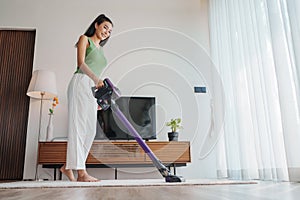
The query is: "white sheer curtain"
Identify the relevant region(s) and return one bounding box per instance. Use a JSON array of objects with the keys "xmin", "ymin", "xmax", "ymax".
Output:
[{"xmin": 209, "ymin": 0, "xmax": 300, "ymax": 181}]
